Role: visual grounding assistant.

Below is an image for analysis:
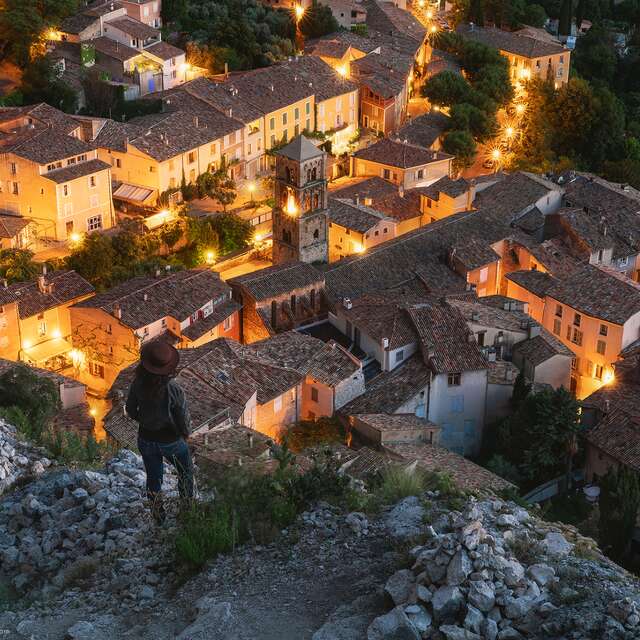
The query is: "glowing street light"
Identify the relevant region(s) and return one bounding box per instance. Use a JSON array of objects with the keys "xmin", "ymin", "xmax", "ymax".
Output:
[
  {"xmin": 205, "ymin": 250, "xmax": 216, "ymax": 264},
  {"xmin": 295, "ymin": 4, "xmax": 304, "ymax": 21},
  {"xmin": 505, "ymin": 126, "xmax": 515, "ymax": 138},
  {"xmin": 603, "ymin": 369, "xmax": 615, "ymax": 386},
  {"xmin": 69, "ymin": 232, "xmax": 82, "ymax": 245},
  {"xmin": 515, "ymin": 103, "xmax": 526, "ymax": 115},
  {"xmin": 491, "ymin": 148, "xmax": 501, "ymax": 161},
  {"xmin": 247, "ymin": 181, "xmax": 256, "ymax": 203},
  {"xmin": 430, "ymin": 24, "xmax": 438, "ymax": 33},
  {"xmin": 336, "ymin": 64, "xmax": 348, "ymax": 78},
  {"xmin": 418, "ymin": 0, "xmax": 425, "ymax": 7},
  {"xmin": 426, "ymin": 9, "xmax": 433, "ymax": 18}
]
